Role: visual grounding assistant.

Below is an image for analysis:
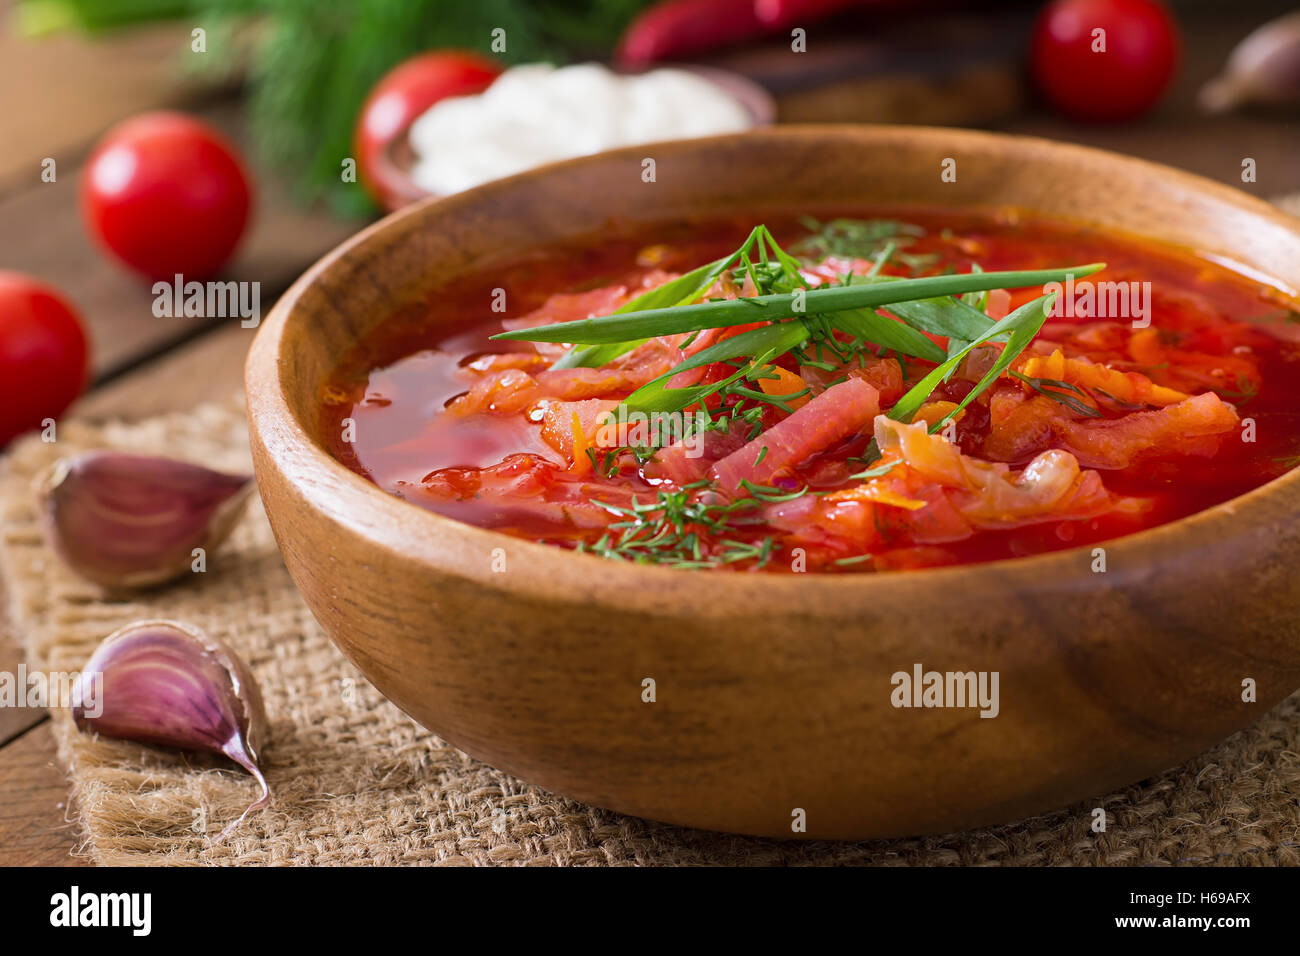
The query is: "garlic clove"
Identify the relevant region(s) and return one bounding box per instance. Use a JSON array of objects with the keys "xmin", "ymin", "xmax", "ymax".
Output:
[
  {"xmin": 71, "ymin": 619, "xmax": 270, "ymax": 841},
  {"xmin": 1200, "ymin": 11, "xmax": 1300, "ymax": 113},
  {"xmin": 37, "ymin": 451, "xmax": 254, "ymax": 590}
]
